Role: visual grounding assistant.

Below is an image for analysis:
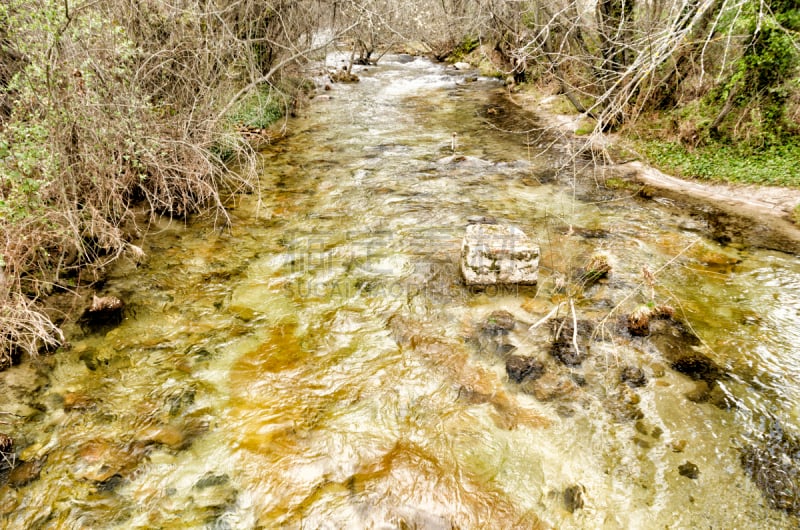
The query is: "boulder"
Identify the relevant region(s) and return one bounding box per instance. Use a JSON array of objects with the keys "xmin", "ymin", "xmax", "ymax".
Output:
[
  {"xmin": 81, "ymin": 295, "xmax": 124, "ymax": 329},
  {"xmin": 550, "ymin": 318, "xmax": 593, "ymax": 367},
  {"xmin": 453, "ymin": 61, "xmax": 472, "ymax": 70},
  {"xmin": 481, "ymin": 310, "xmax": 516, "ymax": 335},
  {"xmin": 461, "ymin": 223, "xmax": 539, "ymax": 286},
  {"xmin": 505, "ymin": 355, "xmax": 544, "ymax": 384},
  {"xmin": 620, "ymin": 366, "xmax": 648, "ymax": 388}
]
